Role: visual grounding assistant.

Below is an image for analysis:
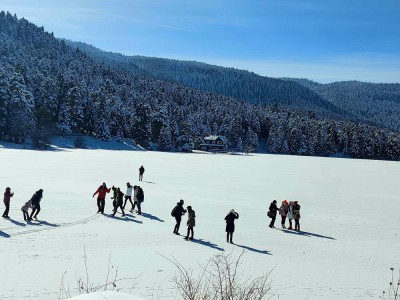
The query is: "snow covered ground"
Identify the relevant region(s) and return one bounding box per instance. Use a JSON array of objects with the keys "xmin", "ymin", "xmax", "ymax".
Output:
[{"xmin": 0, "ymin": 139, "xmax": 399, "ymax": 299}]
